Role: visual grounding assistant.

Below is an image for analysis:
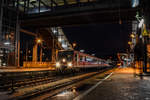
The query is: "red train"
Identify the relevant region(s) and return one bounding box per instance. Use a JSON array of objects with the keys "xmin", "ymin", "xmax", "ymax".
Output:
[{"xmin": 56, "ymin": 50, "xmax": 109, "ymax": 69}]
